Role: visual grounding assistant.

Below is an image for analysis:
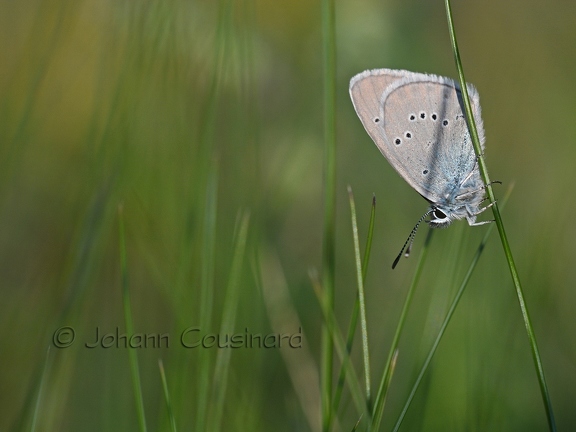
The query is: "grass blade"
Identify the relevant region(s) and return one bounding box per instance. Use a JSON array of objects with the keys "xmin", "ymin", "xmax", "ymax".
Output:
[
  {"xmin": 118, "ymin": 204, "xmax": 148, "ymax": 432},
  {"xmin": 258, "ymin": 250, "xmax": 321, "ymax": 432},
  {"xmin": 29, "ymin": 346, "xmax": 52, "ymax": 432},
  {"xmin": 444, "ymin": 2, "xmax": 556, "ymax": 430},
  {"xmin": 371, "ymin": 229, "xmax": 434, "ymax": 431},
  {"xmin": 347, "ymin": 186, "xmax": 372, "ymax": 408},
  {"xmin": 310, "ymin": 272, "xmax": 367, "ymax": 419},
  {"xmin": 361, "ymin": 195, "xmax": 377, "ymax": 279},
  {"xmin": 195, "ymin": 161, "xmax": 219, "ymax": 432},
  {"xmin": 321, "ymin": 0, "xmax": 337, "ymax": 428},
  {"xmin": 208, "ymin": 211, "xmax": 250, "ymax": 430},
  {"xmin": 392, "ymin": 185, "xmax": 514, "ymax": 431},
  {"xmin": 158, "ymin": 359, "xmax": 178, "ymax": 432},
  {"xmin": 333, "ymin": 194, "xmax": 376, "ymax": 415}
]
